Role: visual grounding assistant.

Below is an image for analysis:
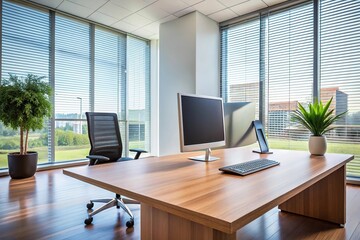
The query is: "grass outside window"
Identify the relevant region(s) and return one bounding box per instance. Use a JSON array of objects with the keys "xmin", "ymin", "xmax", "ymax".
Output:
[
  {"xmin": 0, "ymin": 141, "xmax": 147, "ymax": 169},
  {"xmin": 268, "ymin": 138, "xmax": 360, "ymax": 178}
]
